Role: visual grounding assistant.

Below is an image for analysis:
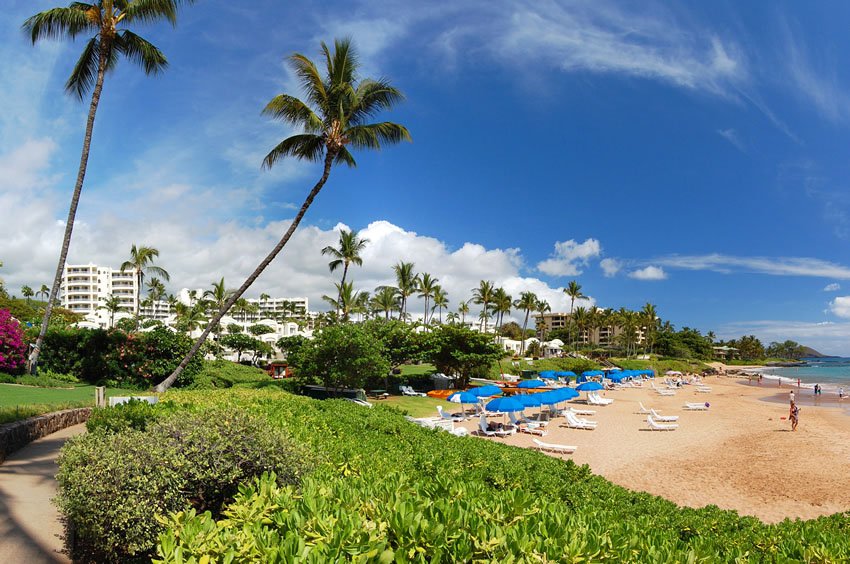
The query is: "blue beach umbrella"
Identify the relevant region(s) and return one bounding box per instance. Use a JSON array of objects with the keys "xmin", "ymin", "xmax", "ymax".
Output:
[
  {"xmin": 517, "ymin": 379, "xmax": 545, "ymax": 389},
  {"xmin": 582, "ymin": 370, "xmax": 604, "ymax": 378},
  {"xmin": 576, "ymin": 381, "xmax": 604, "ymax": 391},
  {"xmin": 486, "ymin": 397, "xmax": 525, "ymax": 413},
  {"xmin": 515, "ymin": 393, "xmax": 543, "ymax": 408},
  {"xmin": 535, "ymin": 391, "xmax": 563, "ymax": 406},
  {"xmin": 469, "ymin": 385, "xmax": 502, "ymax": 397},
  {"xmin": 448, "ymin": 391, "xmax": 478, "ymax": 404},
  {"xmin": 557, "ymin": 387, "xmax": 580, "ymax": 400},
  {"xmin": 539, "ymin": 372, "xmax": 557, "ymax": 380}
]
